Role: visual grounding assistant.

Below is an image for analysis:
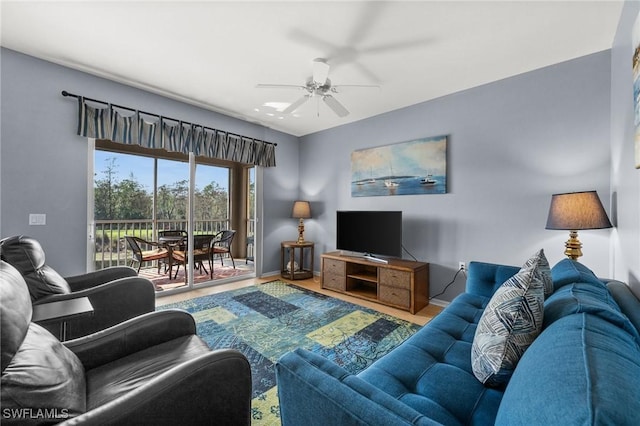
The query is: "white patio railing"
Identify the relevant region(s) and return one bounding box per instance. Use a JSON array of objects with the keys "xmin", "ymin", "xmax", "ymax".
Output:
[{"xmin": 93, "ymin": 219, "xmax": 255, "ymax": 270}]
